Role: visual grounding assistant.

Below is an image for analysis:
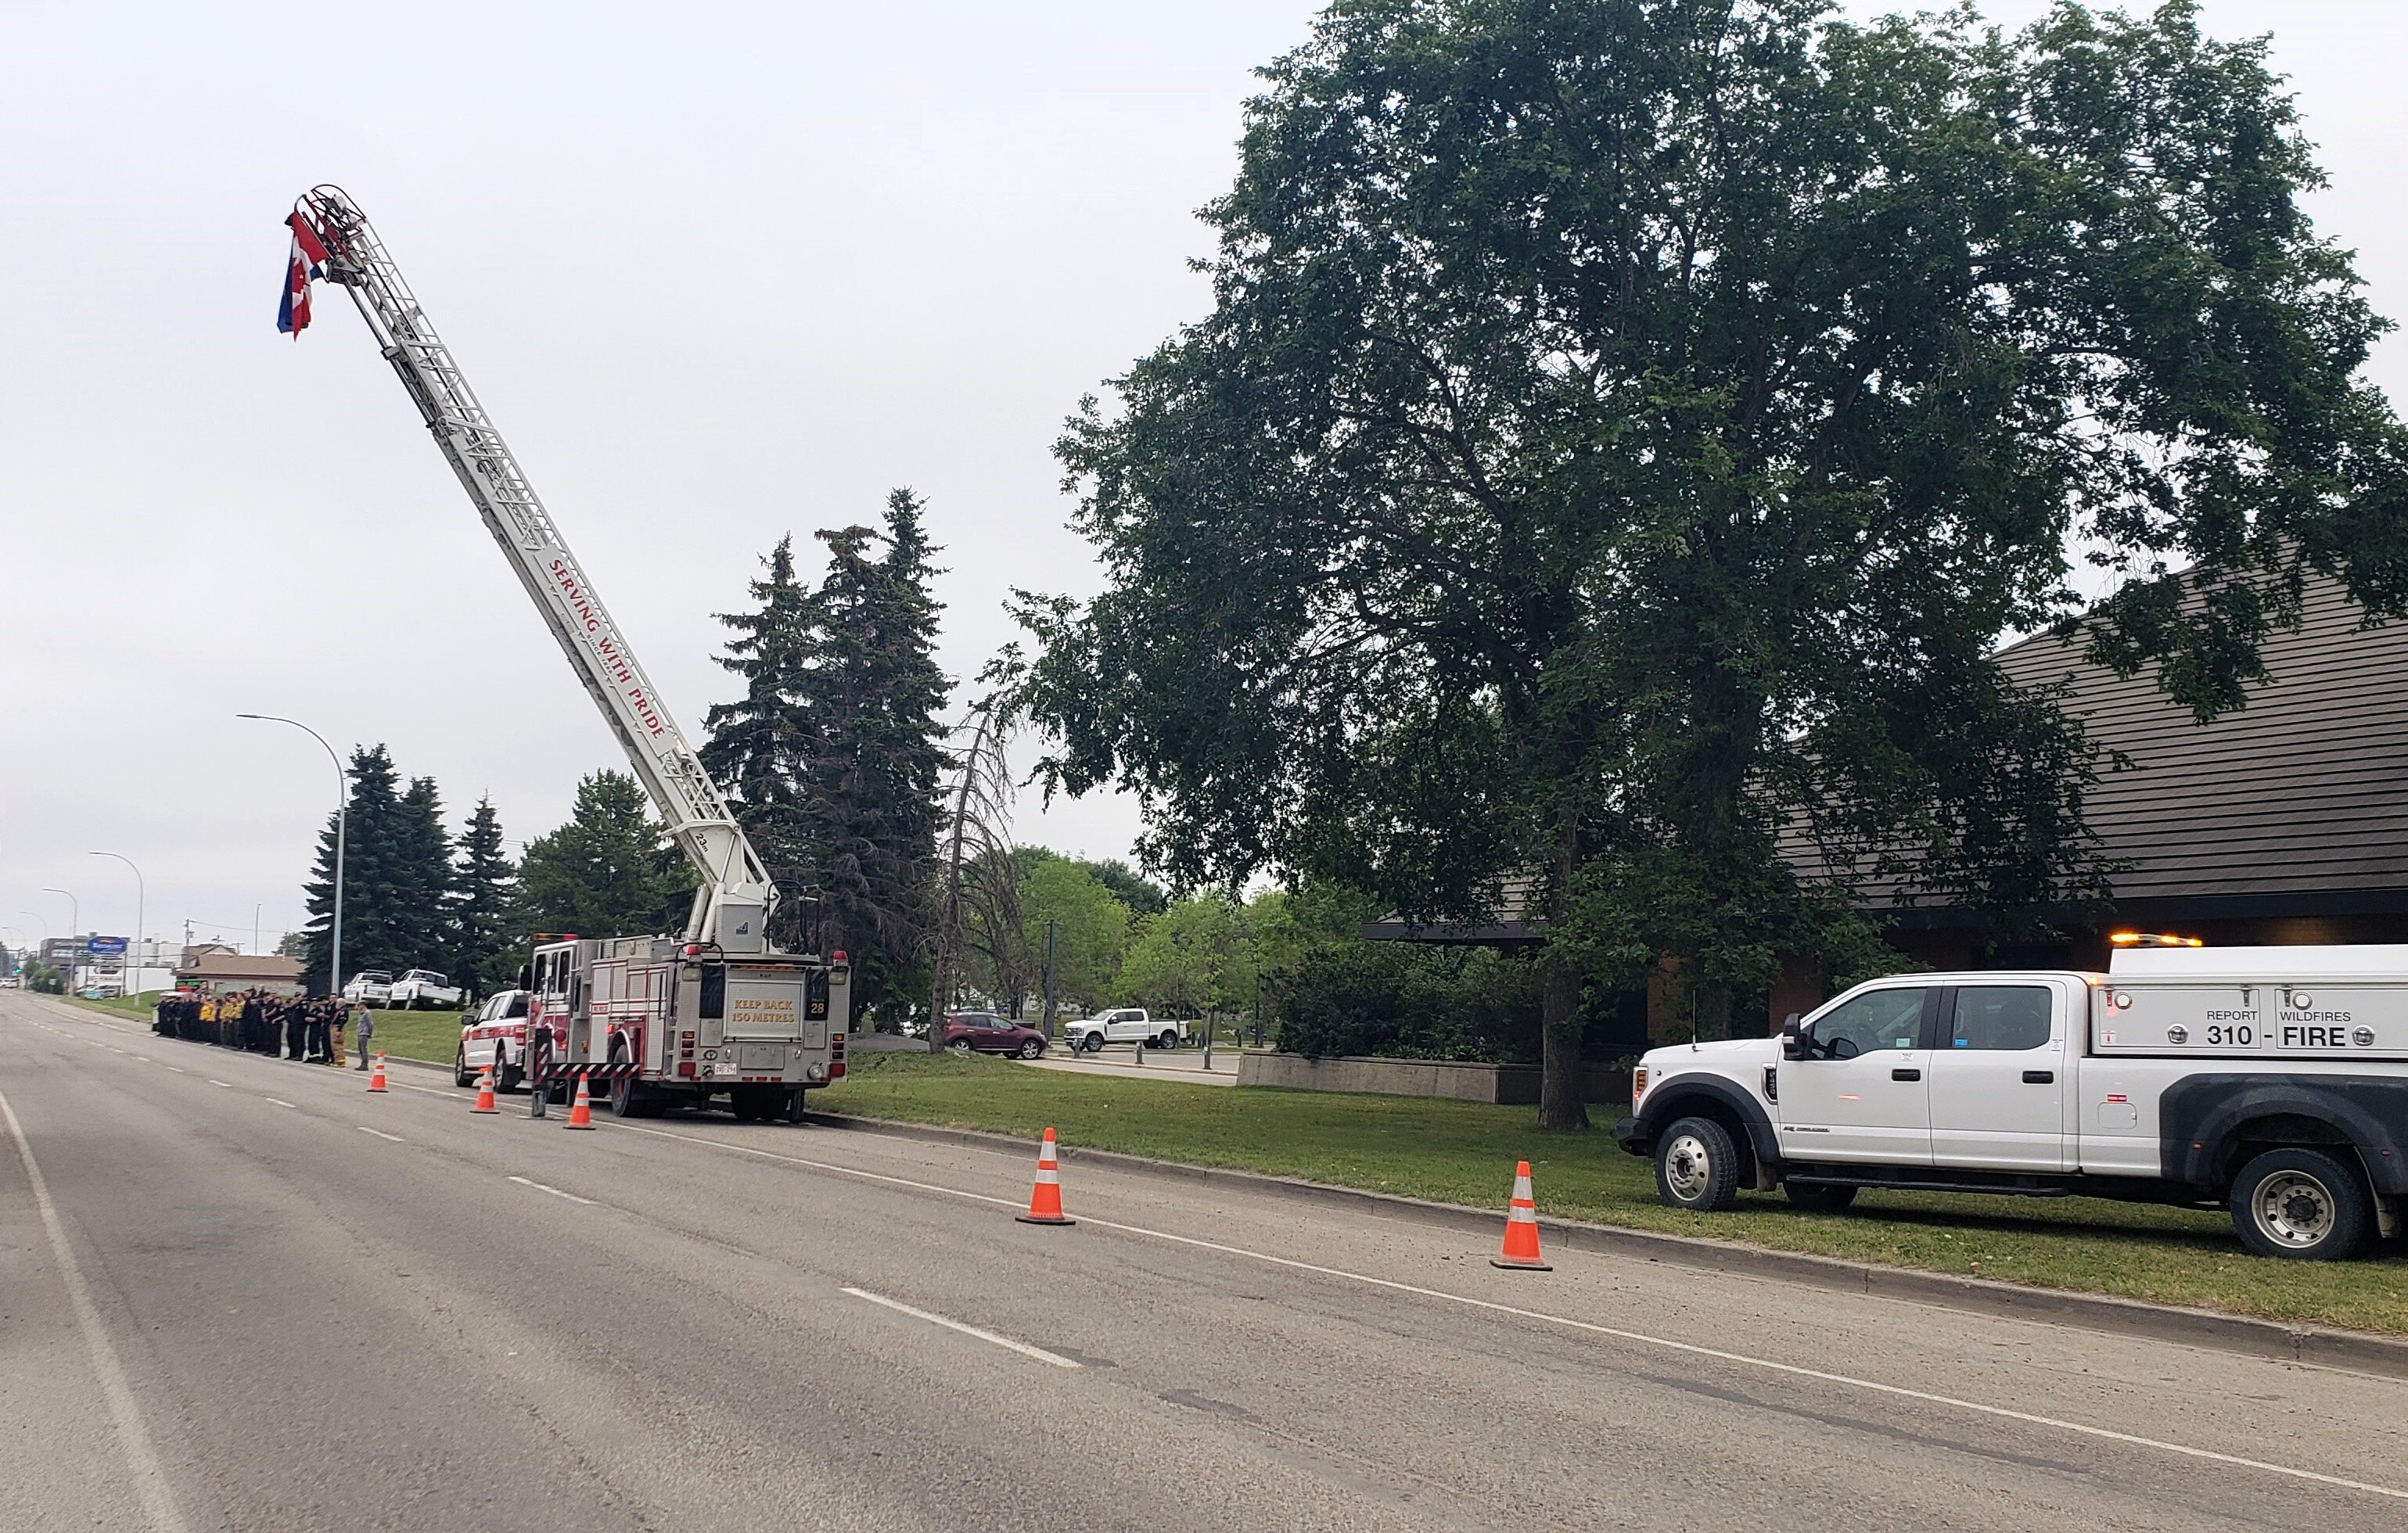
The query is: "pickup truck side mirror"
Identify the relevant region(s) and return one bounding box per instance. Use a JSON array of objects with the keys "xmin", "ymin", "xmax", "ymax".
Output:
[{"xmin": 1781, "ymin": 1012, "xmax": 1806, "ymax": 1061}]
